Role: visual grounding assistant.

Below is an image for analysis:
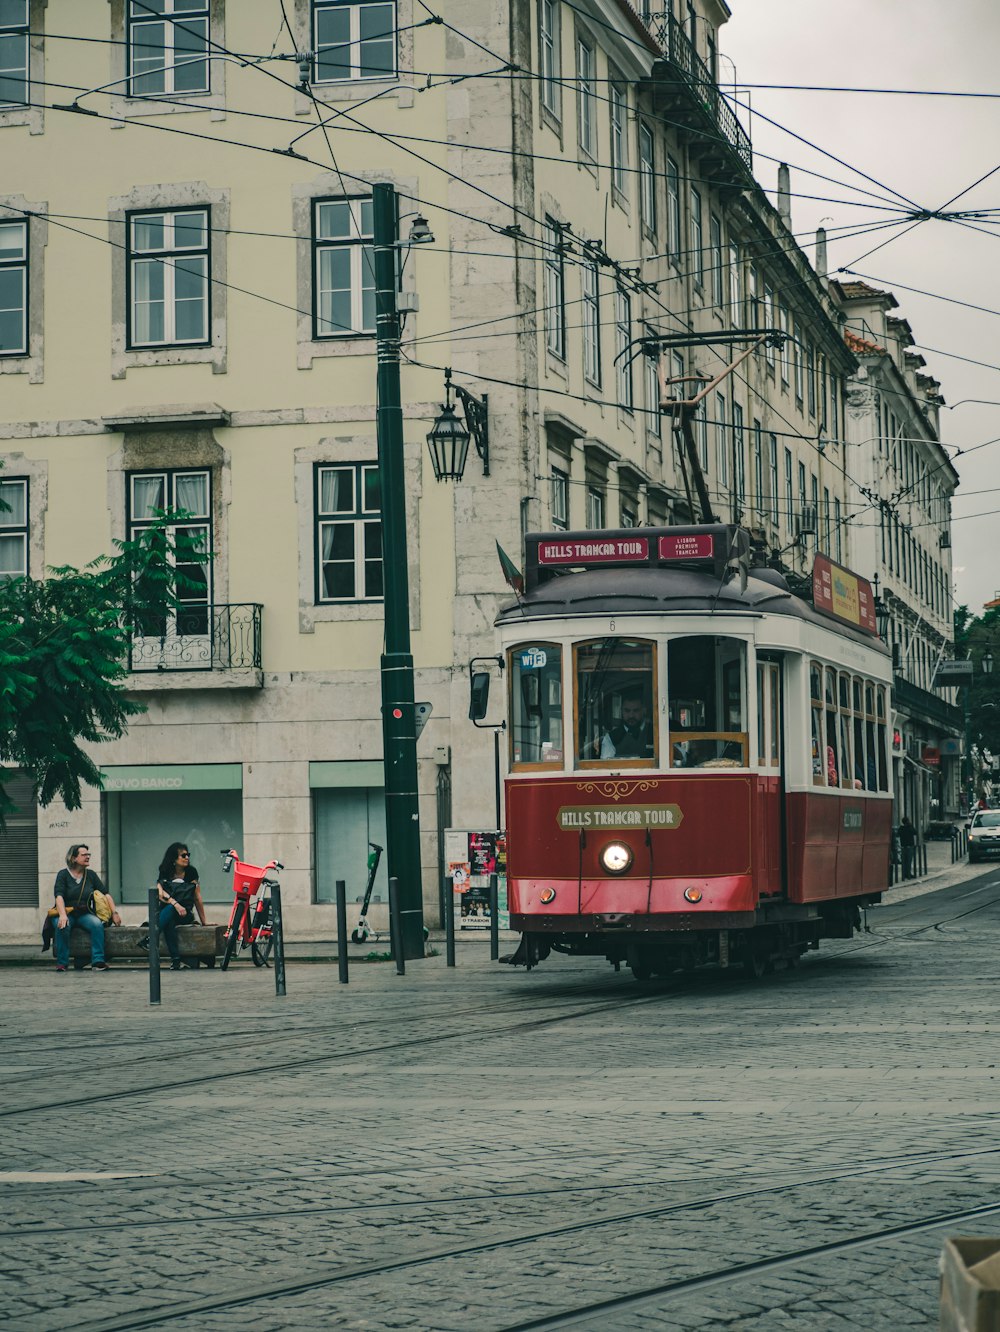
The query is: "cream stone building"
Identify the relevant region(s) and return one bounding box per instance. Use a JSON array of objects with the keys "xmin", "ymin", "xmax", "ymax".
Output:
[{"xmin": 2, "ymin": 0, "xmax": 876, "ymax": 934}]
